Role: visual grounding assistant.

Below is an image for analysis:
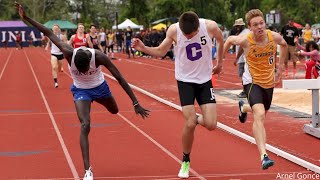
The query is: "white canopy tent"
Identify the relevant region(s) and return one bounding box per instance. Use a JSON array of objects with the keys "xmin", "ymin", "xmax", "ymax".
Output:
[{"xmin": 112, "ymin": 19, "xmax": 143, "ymax": 30}]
